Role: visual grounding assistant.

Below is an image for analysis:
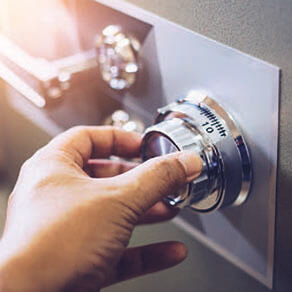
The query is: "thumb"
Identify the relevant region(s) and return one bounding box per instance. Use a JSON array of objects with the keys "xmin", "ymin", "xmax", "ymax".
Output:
[{"xmin": 118, "ymin": 151, "xmax": 202, "ymax": 211}]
